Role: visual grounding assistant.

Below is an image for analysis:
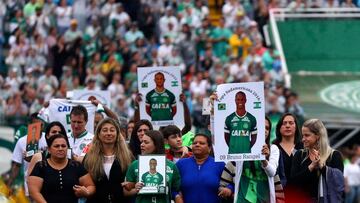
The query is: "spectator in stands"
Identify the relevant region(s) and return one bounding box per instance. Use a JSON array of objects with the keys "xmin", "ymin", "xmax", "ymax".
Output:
[
  {"xmin": 84, "ymin": 118, "xmax": 133, "ymax": 203},
  {"xmin": 222, "ymin": 0, "xmax": 245, "ymax": 29},
  {"xmin": 229, "ymin": 26, "xmax": 252, "ymax": 60},
  {"xmin": 64, "ymin": 19, "xmax": 82, "ymax": 43},
  {"xmin": 138, "ymin": 4, "xmax": 156, "ymax": 40},
  {"xmin": 29, "ymin": 134, "xmax": 95, "ymax": 202},
  {"xmin": 344, "ymin": 152, "xmax": 360, "ymax": 203},
  {"xmin": 109, "ymin": 3, "xmax": 130, "ymax": 36},
  {"xmin": 211, "ymin": 17, "xmax": 232, "ymax": 60},
  {"xmin": 23, "ymin": 0, "xmax": 38, "ymax": 18},
  {"xmin": 55, "ymin": 0, "xmax": 73, "ymax": 34}
]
